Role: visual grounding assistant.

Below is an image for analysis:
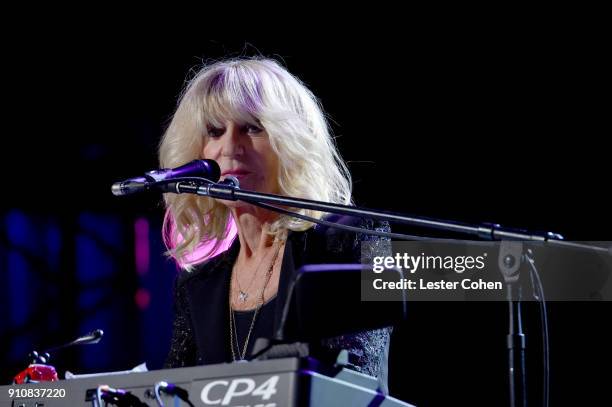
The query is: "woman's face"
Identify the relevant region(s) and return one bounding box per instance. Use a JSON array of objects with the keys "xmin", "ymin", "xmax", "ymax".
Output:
[{"xmin": 202, "ymin": 120, "xmax": 280, "ymax": 206}]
